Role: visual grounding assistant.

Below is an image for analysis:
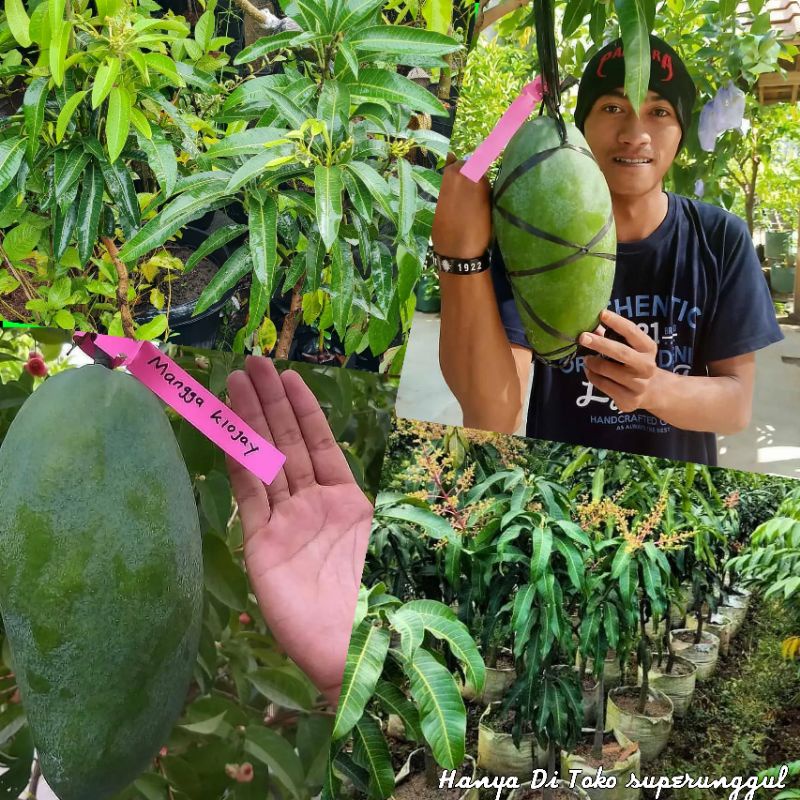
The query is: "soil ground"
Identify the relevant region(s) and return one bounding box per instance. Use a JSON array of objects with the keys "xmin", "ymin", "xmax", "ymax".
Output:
[
  {"xmin": 572, "ymin": 732, "xmax": 639, "ymax": 770},
  {"xmin": 612, "ymin": 688, "xmax": 672, "ymax": 718},
  {"xmin": 395, "ymin": 760, "xmax": 472, "ymax": 799}
]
